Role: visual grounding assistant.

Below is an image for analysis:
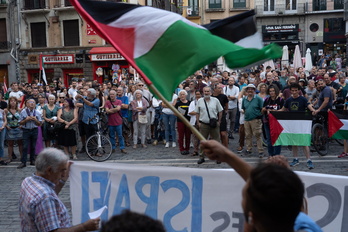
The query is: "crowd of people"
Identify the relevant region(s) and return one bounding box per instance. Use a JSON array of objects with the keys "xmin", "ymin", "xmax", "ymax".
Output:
[{"xmin": 0, "ymin": 63, "xmax": 345, "ymax": 170}]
